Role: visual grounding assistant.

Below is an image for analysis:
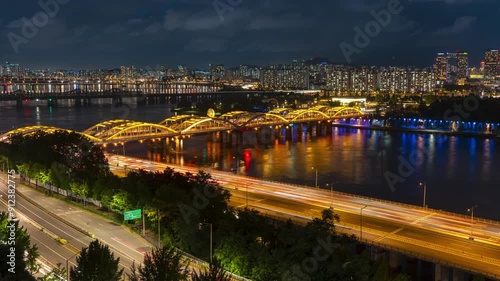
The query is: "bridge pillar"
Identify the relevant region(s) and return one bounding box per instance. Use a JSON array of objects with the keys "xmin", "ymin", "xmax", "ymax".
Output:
[
  {"xmin": 388, "ymin": 251, "xmax": 400, "ymax": 269},
  {"xmin": 320, "ymin": 122, "xmax": 327, "ymax": 136},
  {"xmin": 289, "ymin": 124, "xmax": 297, "ymax": 141},
  {"xmin": 434, "ymin": 264, "xmax": 454, "ymax": 281},
  {"xmin": 308, "ymin": 122, "xmax": 317, "ymax": 137},
  {"xmin": 232, "ymin": 130, "xmax": 243, "ymax": 146},
  {"xmin": 224, "ymin": 131, "xmax": 234, "ymax": 145},
  {"xmin": 256, "ymin": 127, "xmax": 275, "ymax": 145},
  {"xmin": 75, "ymin": 97, "xmax": 82, "ymax": 107},
  {"xmin": 400, "ymin": 255, "xmax": 407, "ymax": 274},
  {"xmin": 451, "ymin": 268, "xmax": 466, "ymax": 281},
  {"xmin": 370, "ymin": 246, "xmax": 385, "ymax": 263},
  {"xmin": 174, "ymin": 137, "xmax": 183, "ymax": 153}
]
